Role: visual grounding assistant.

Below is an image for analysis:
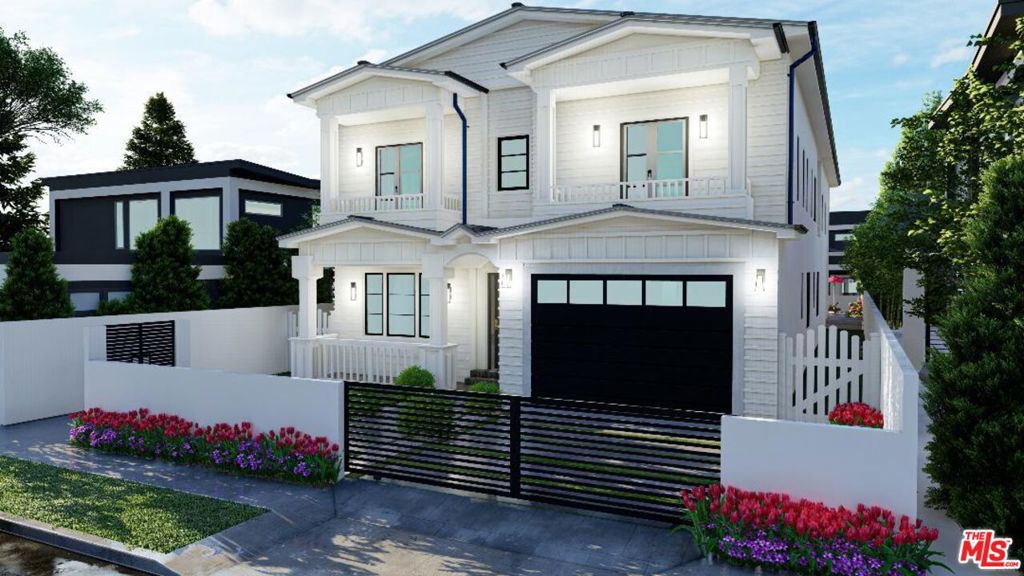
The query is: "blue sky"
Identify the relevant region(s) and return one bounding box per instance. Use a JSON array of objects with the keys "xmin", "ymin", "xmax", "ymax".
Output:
[{"xmin": 1, "ymin": 0, "xmax": 994, "ymax": 210}]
